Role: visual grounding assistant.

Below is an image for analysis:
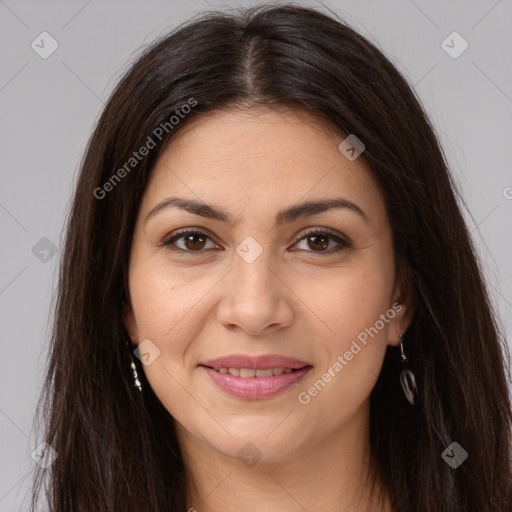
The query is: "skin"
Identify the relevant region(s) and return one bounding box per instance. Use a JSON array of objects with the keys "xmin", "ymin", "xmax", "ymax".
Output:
[{"xmin": 123, "ymin": 107, "xmax": 413, "ymax": 512}]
